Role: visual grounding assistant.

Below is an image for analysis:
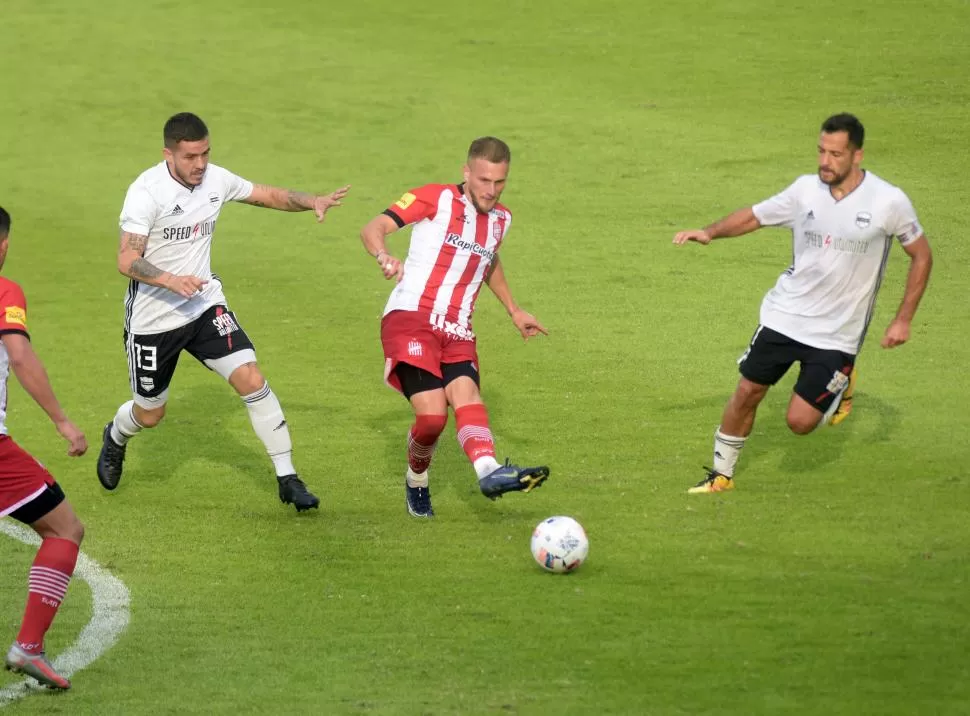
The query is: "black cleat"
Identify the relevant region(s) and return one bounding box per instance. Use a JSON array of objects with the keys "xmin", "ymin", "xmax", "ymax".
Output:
[
  {"xmin": 97, "ymin": 422, "xmax": 127, "ymax": 490},
  {"xmin": 479, "ymin": 459, "xmax": 550, "ymax": 500},
  {"xmin": 277, "ymin": 474, "xmax": 320, "ymax": 512},
  {"xmin": 405, "ymin": 481, "xmax": 434, "ymax": 518}
]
